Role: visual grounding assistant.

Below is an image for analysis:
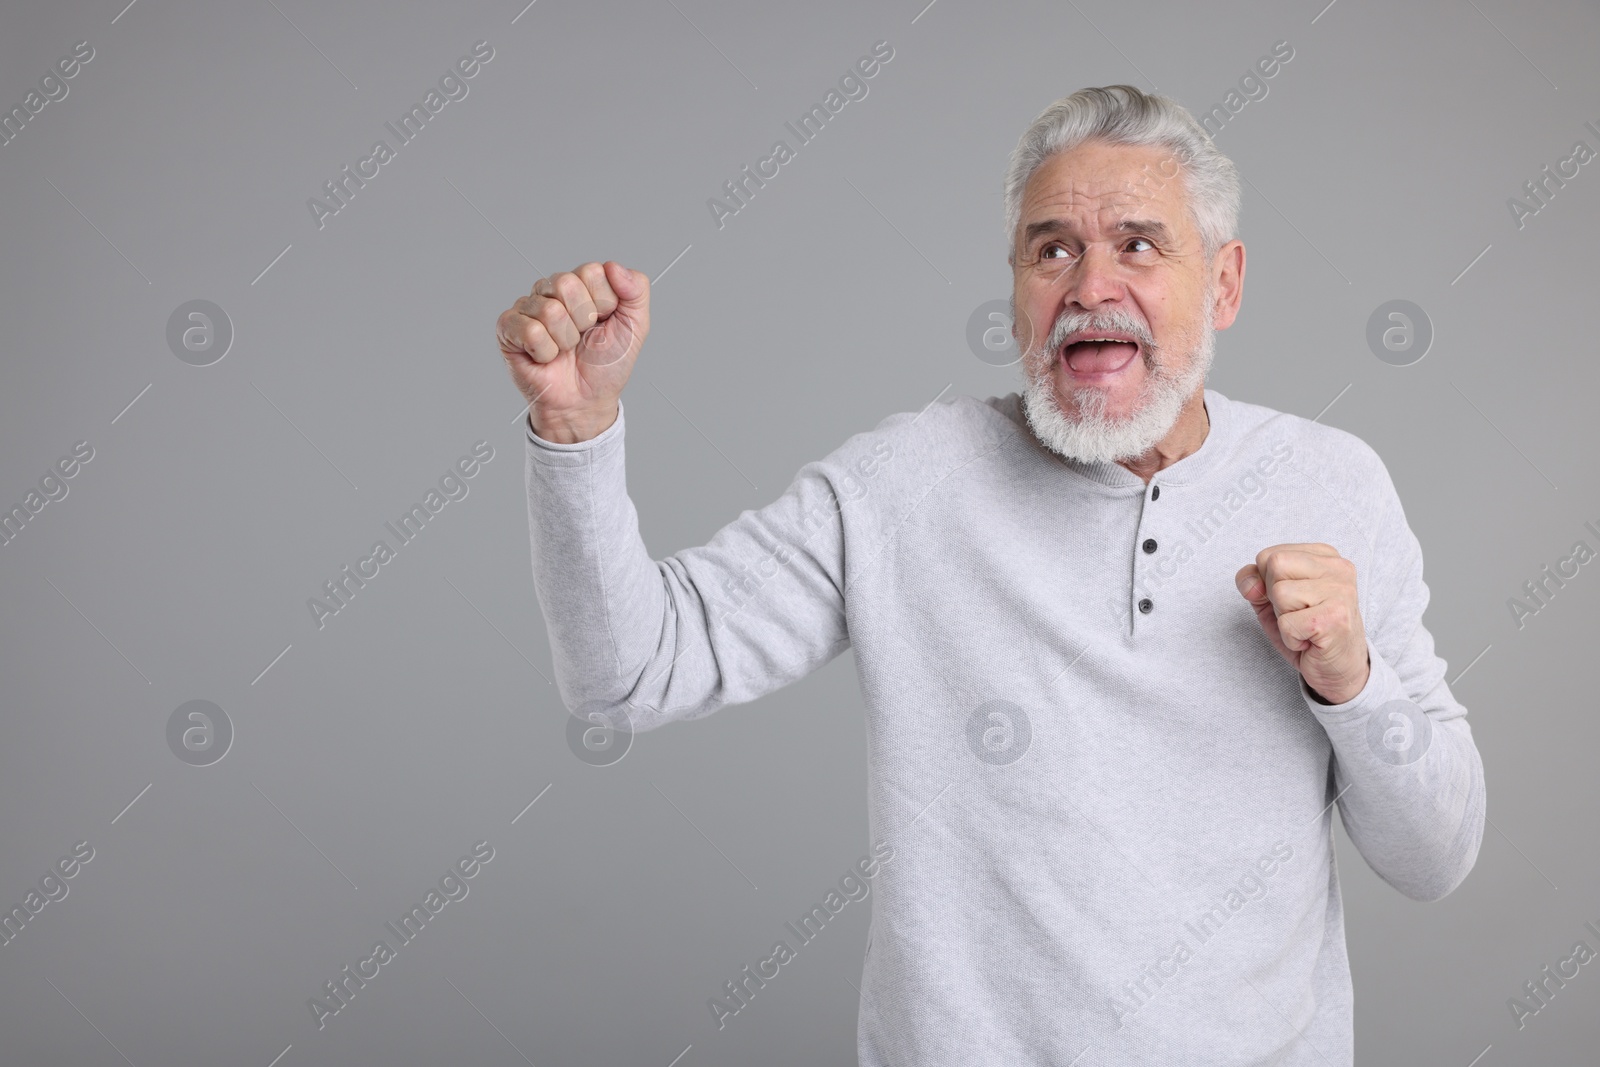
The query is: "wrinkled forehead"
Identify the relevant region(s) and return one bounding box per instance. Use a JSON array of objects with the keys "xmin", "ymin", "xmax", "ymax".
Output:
[{"xmin": 1018, "ymin": 148, "xmax": 1188, "ymax": 237}]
